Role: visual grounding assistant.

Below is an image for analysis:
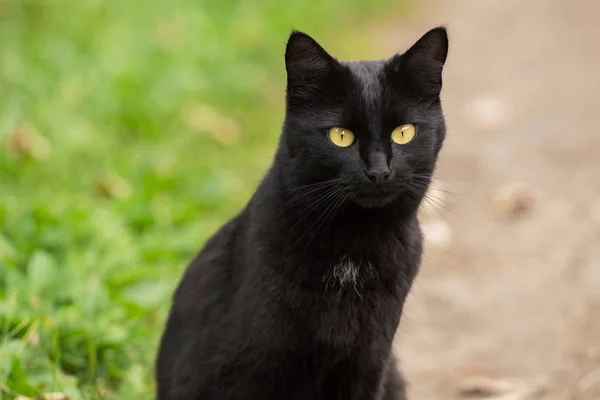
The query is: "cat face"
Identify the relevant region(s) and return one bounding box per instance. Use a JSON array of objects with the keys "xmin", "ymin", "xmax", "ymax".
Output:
[{"xmin": 281, "ymin": 28, "xmax": 448, "ymax": 208}]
